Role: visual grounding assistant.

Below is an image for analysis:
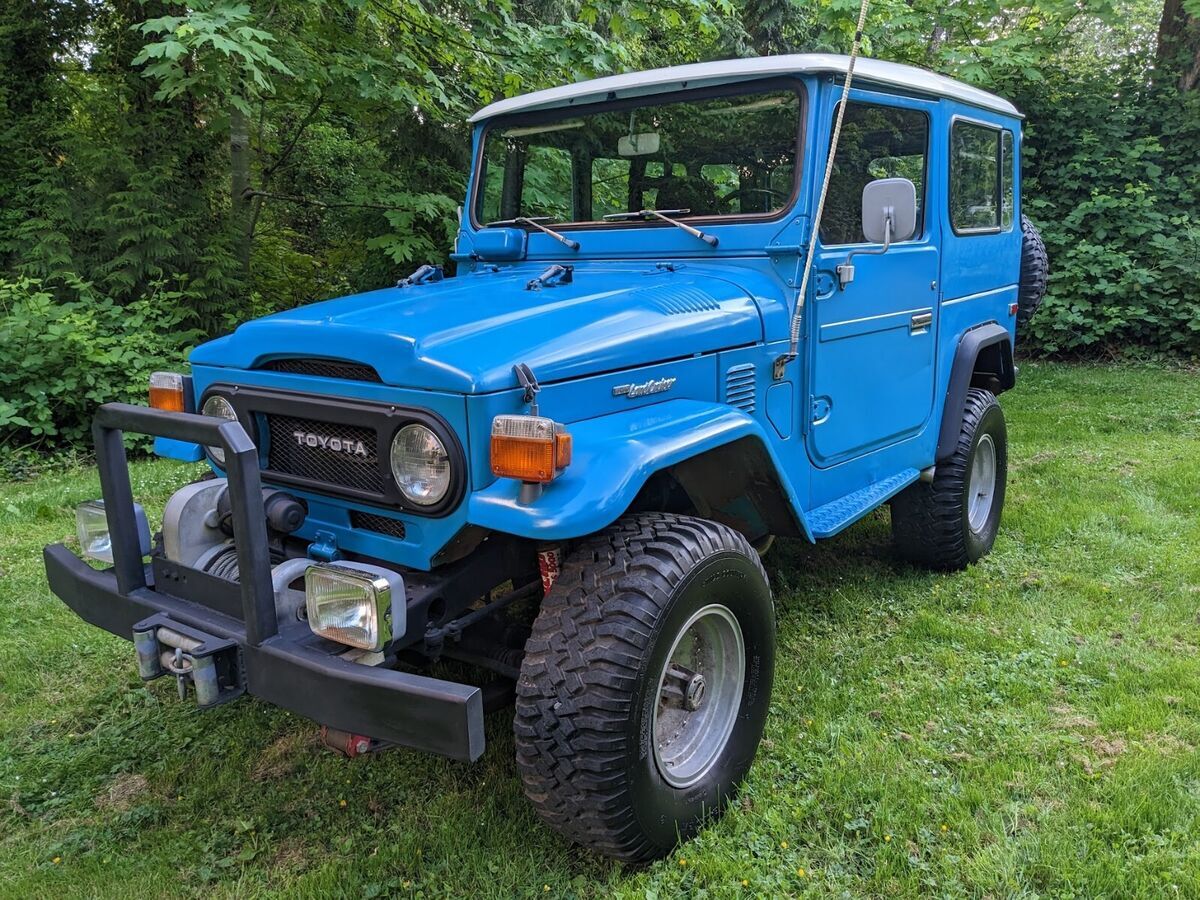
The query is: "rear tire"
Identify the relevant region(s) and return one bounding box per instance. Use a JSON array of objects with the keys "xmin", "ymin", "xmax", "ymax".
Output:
[
  {"xmin": 514, "ymin": 513, "xmax": 775, "ymax": 862},
  {"xmin": 891, "ymin": 389, "xmax": 1007, "ymax": 570}
]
